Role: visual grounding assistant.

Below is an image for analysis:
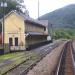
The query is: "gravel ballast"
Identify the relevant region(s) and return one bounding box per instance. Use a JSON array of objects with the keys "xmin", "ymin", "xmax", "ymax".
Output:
[{"xmin": 27, "ymin": 42, "xmax": 66, "ymax": 75}]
